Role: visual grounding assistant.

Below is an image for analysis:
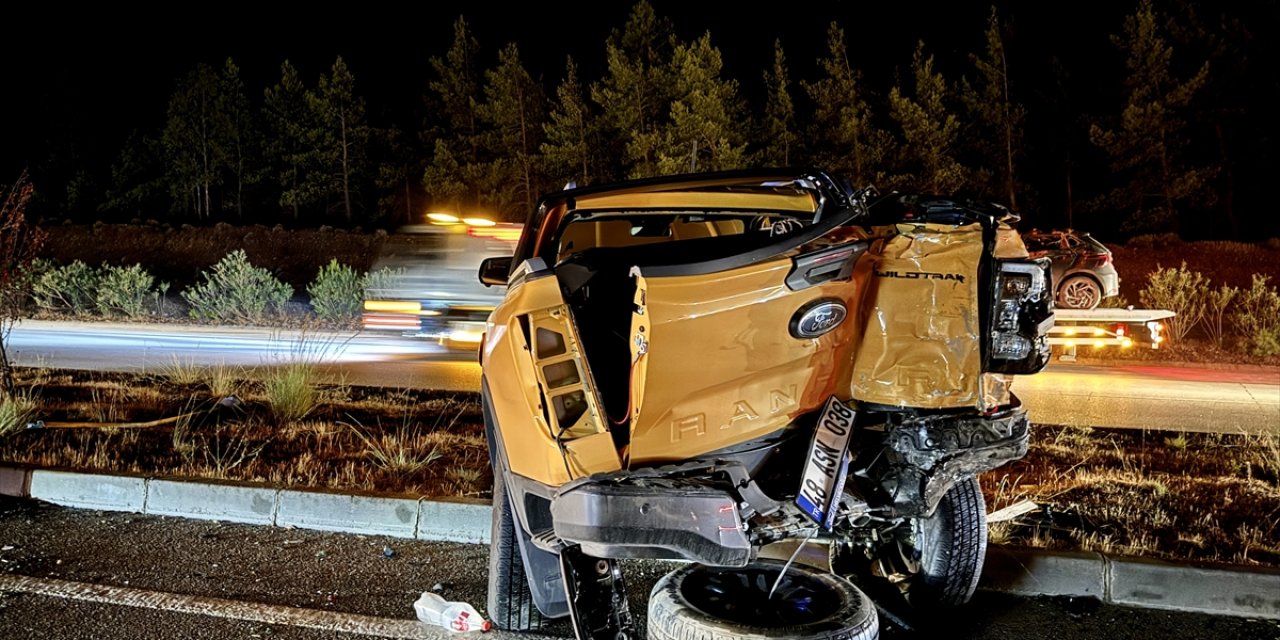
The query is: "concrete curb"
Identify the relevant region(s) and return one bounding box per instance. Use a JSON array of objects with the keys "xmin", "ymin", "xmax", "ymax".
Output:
[
  {"xmin": 2, "ymin": 465, "xmax": 1276, "ymax": 620},
  {"xmin": 0, "ymin": 466, "xmax": 491, "ymax": 544},
  {"xmin": 979, "ymin": 545, "xmax": 1280, "ymax": 619}
]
